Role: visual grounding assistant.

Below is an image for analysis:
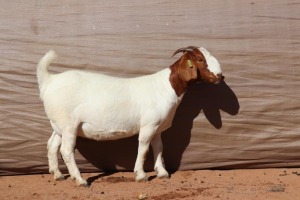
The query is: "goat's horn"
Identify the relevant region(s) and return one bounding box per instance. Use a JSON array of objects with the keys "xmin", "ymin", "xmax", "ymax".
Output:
[
  {"xmin": 172, "ymin": 48, "xmax": 192, "ymax": 57},
  {"xmin": 186, "ymin": 46, "xmax": 199, "ymax": 50},
  {"xmin": 172, "ymin": 46, "xmax": 199, "ymax": 57}
]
